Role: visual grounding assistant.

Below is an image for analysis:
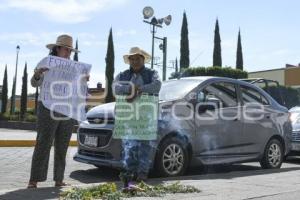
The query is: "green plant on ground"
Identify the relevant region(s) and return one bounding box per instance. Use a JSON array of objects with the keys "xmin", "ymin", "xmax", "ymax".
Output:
[
  {"xmin": 26, "ymin": 108, "xmax": 36, "ymax": 115},
  {"xmin": 25, "ymin": 114, "xmax": 37, "ymax": 122},
  {"xmin": 8, "ymin": 114, "xmax": 19, "ymax": 121},
  {"xmin": 0, "ymin": 112, "xmax": 37, "ymax": 122},
  {"xmin": 60, "ymin": 181, "xmax": 200, "ymax": 200}
]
